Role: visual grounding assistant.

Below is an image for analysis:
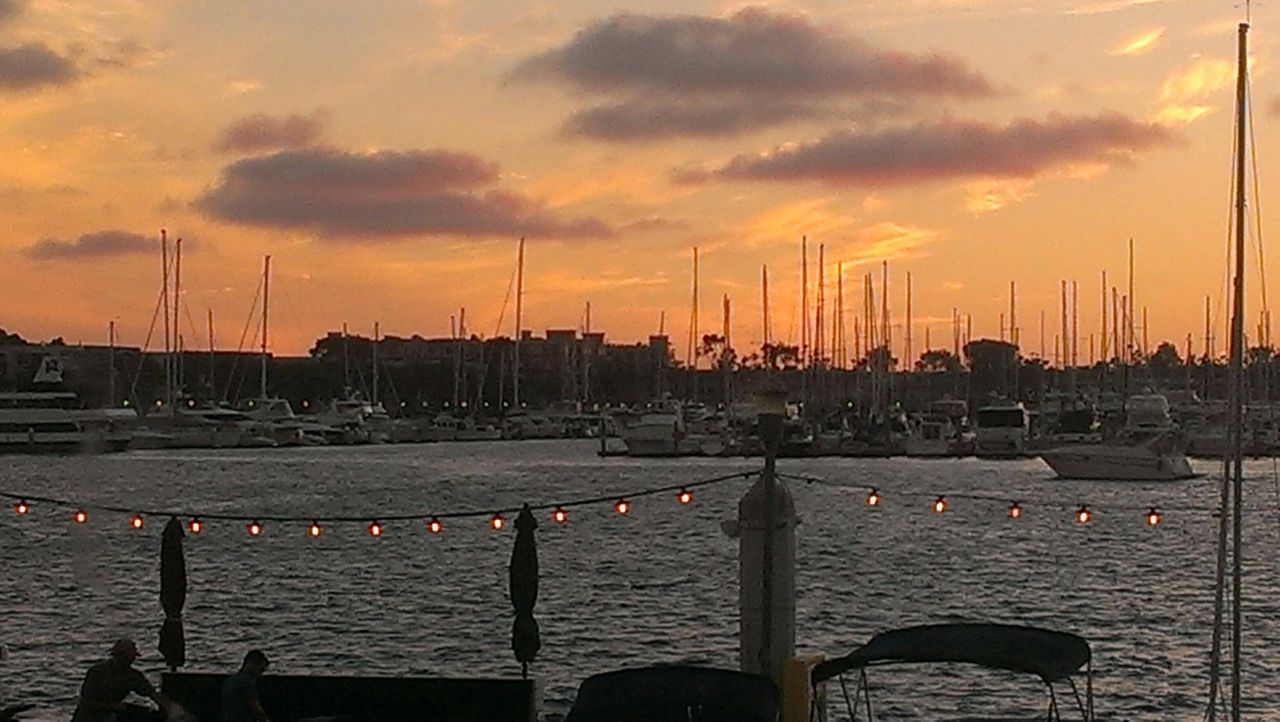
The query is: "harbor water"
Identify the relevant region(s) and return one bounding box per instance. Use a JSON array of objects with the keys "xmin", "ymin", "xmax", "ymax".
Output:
[{"xmin": 2, "ymin": 440, "xmax": 1279, "ymax": 720}]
